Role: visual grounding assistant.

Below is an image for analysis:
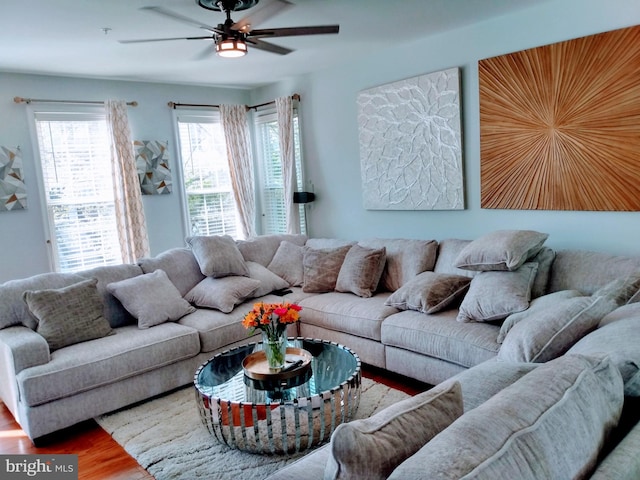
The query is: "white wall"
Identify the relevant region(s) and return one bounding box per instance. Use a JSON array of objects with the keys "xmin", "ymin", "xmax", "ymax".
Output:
[
  {"xmin": 0, "ymin": 73, "xmax": 248, "ymax": 282},
  {"xmin": 251, "ymin": 0, "xmax": 640, "ymax": 256}
]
